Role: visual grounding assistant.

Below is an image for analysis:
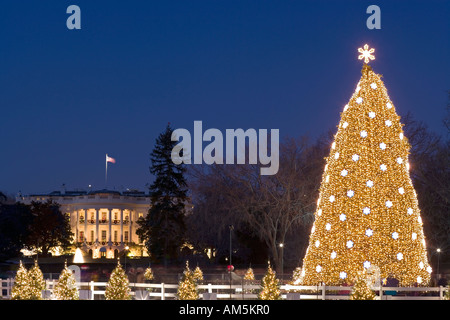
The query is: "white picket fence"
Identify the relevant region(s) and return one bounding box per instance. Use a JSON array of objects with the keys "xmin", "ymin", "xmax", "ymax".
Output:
[{"xmin": 0, "ymin": 278, "xmax": 447, "ymax": 300}]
